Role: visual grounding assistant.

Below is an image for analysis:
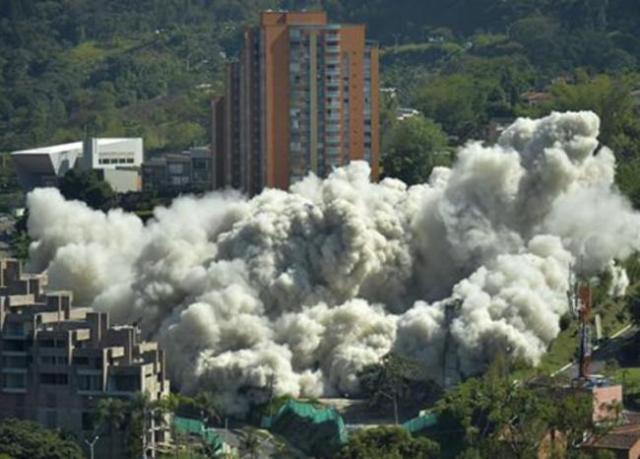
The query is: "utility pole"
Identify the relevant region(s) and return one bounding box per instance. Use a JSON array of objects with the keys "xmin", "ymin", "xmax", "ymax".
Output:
[
  {"xmin": 150, "ymin": 407, "xmax": 156, "ymax": 459},
  {"xmin": 442, "ymin": 299, "xmax": 462, "ymax": 389},
  {"xmin": 392, "ymin": 33, "xmax": 401, "ymax": 50},
  {"xmin": 567, "ymin": 264, "xmax": 577, "ymax": 316},
  {"xmin": 393, "ymin": 391, "xmax": 399, "ymax": 426},
  {"xmin": 267, "ymin": 372, "xmax": 276, "ymax": 416}
]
